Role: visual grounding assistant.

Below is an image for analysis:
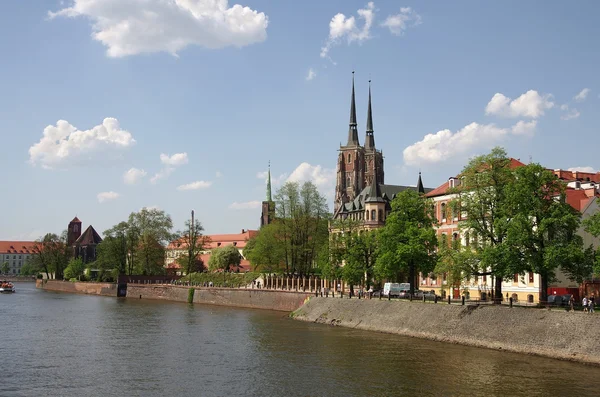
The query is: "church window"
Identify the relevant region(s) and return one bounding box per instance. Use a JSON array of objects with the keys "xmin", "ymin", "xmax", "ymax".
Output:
[
  {"xmin": 365, "ymin": 211, "xmax": 369, "ymax": 220},
  {"xmin": 347, "ymin": 176, "xmax": 351, "ymax": 186},
  {"xmin": 371, "ymin": 209, "xmax": 376, "ymax": 221},
  {"xmin": 378, "ymin": 209, "xmax": 383, "ymax": 222},
  {"xmin": 348, "ymin": 154, "xmax": 352, "ymax": 163}
]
